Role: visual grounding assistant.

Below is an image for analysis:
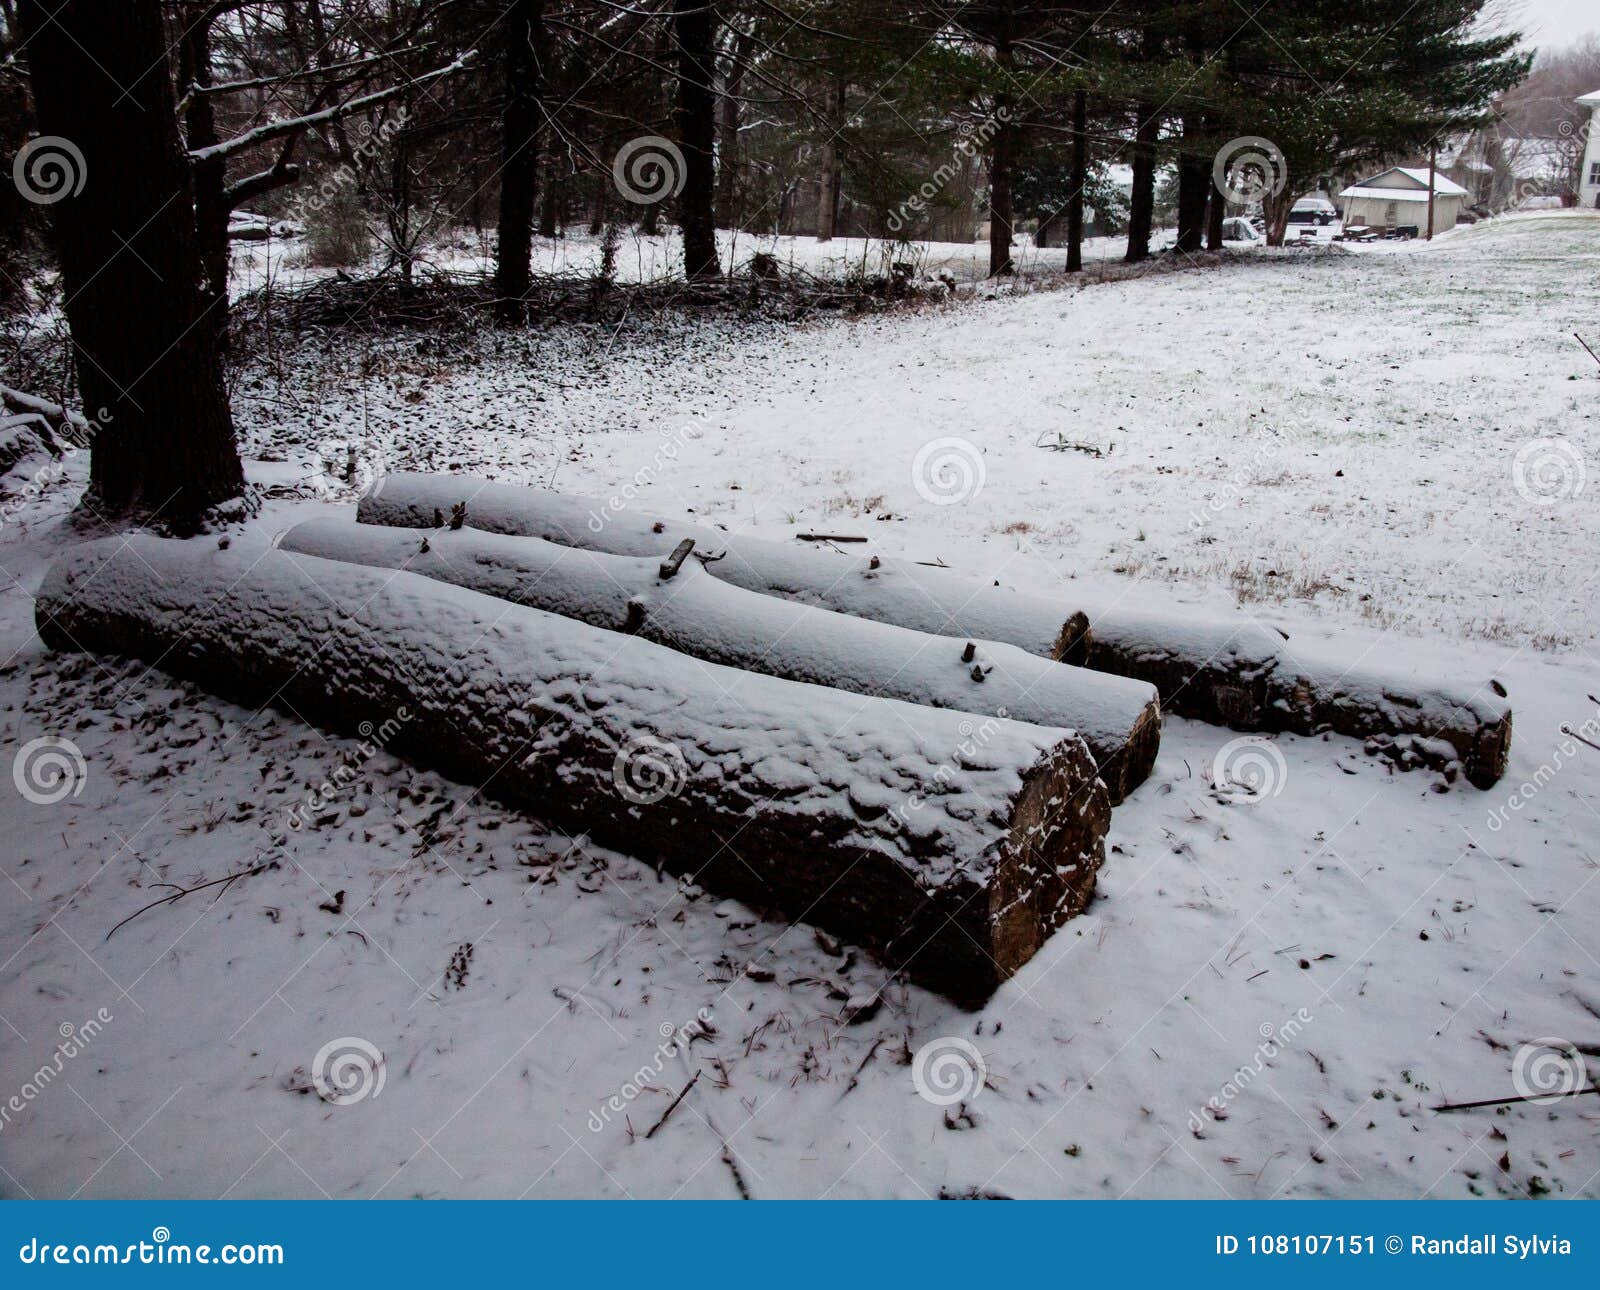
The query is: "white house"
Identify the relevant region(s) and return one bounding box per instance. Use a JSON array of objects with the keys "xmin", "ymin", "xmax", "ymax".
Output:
[
  {"xmin": 1337, "ymin": 166, "xmax": 1470, "ymax": 233},
  {"xmin": 1579, "ymin": 89, "xmax": 1600, "ymax": 208}
]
